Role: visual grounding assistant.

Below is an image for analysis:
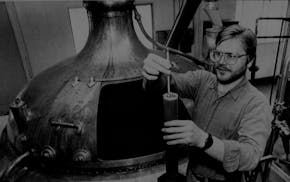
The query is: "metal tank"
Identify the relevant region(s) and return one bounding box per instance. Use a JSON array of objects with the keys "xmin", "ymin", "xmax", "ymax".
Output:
[{"xmin": 0, "ymin": 0, "xmax": 200, "ymax": 181}]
